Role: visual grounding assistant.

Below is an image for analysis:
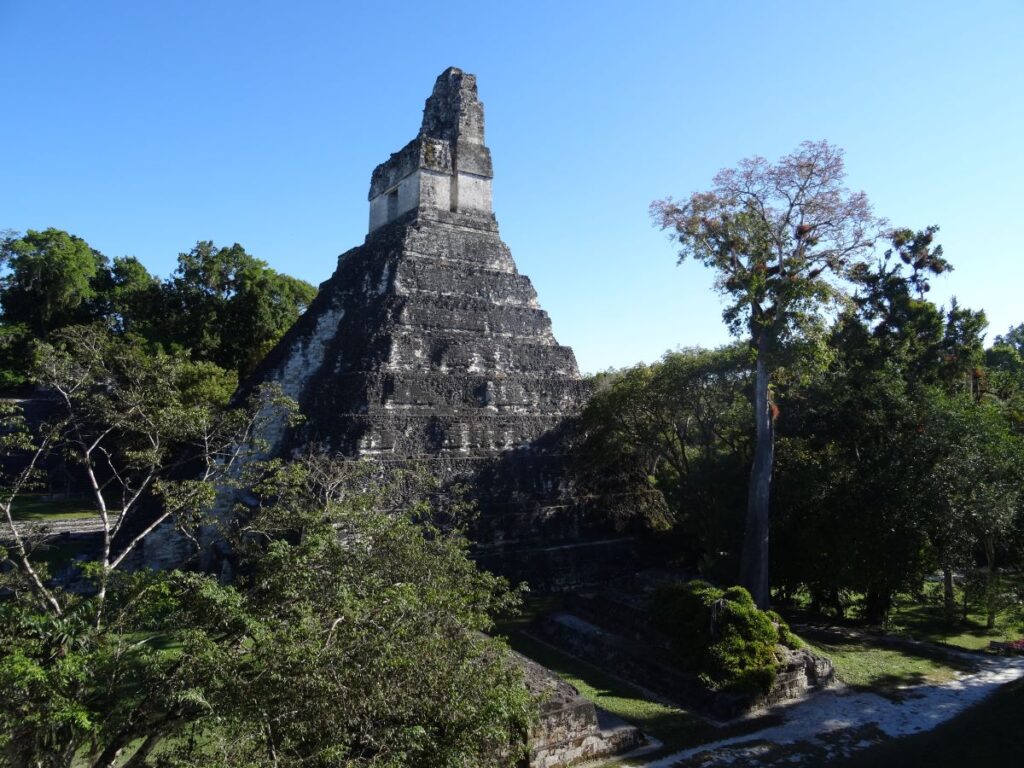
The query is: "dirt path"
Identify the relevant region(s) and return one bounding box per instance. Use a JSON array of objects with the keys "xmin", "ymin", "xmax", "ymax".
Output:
[{"xmin": 621, "ymin": 655, "xmax": 1024, "ymax": 767}]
